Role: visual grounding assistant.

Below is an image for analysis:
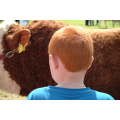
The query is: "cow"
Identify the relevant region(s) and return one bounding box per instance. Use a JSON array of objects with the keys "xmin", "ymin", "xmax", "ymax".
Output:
[
  {"xmin": 0, "ymin": 20, "xmax": 120, "ymax": 99},
  {"xmin": 99, "ymin": 20, "xmax": 120, "ymax": 28},
  {"xmin": 0, "ymin": 20, "xmax": 66, "ymax": 96}
]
